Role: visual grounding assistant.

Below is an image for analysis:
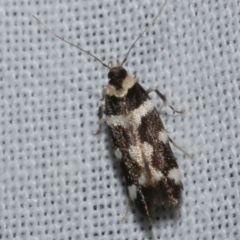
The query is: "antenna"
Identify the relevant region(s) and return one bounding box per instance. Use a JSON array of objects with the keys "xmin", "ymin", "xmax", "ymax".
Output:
[
  {"xmin": 33, "ymin": 15, "xmax": 109, "ymax": 69},
  {"xmin": 121, "ymin": 0, "xmax": 168, "ymax": 66}
]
